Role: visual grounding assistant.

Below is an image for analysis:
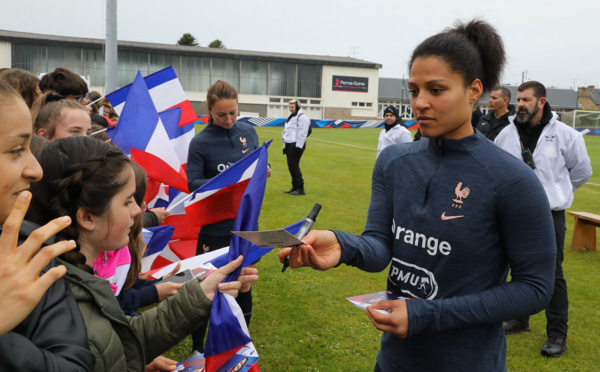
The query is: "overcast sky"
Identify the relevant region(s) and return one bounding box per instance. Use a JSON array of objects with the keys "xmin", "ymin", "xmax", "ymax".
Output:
[{"xmin": 1, "ymin": 0, "xmax": 598, "ymax": 89}]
